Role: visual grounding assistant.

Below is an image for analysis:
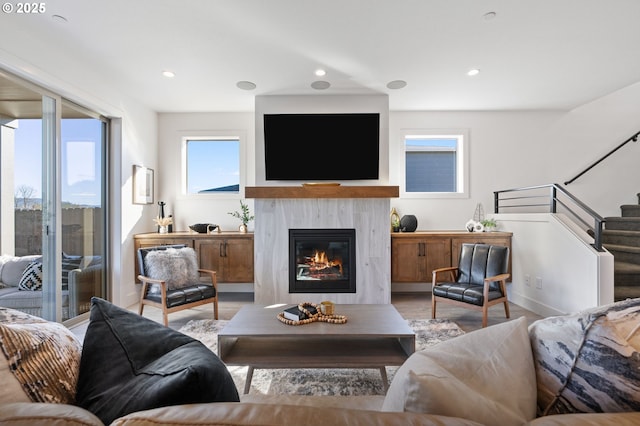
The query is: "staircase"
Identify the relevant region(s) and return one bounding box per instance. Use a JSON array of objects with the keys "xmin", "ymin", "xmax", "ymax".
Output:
[{"xmin": 602, "ymin": 194, "xmax": 640, "ymax": 300}]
